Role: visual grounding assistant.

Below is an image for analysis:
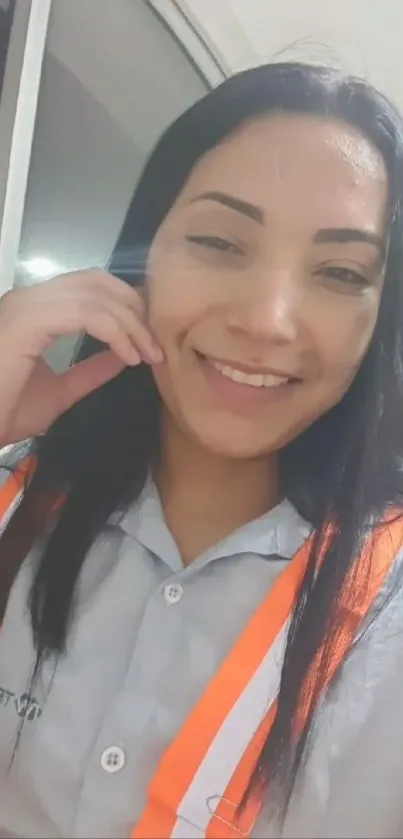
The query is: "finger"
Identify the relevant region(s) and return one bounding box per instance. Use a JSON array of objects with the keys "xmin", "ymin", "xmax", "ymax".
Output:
[
  {"xmin": 86, "ymin": 270, "xmax": 147, "ymax": 312},
  {"xmin": 97, "ymin": 279, "xmax": 163, "ymax": 362},
  {"xmin": 103, "ymin": 301, "xmax": 163, "ymax": 364},
  {"xmin": 51, "ymin": 269, "xmax": 144, "ymax": 318},
  {"xmin": 75, "ymin": 273, "xmax": 163, "ymax": 364},
  {"xmin": 59, "ymin": 350, "xmax": 129, "ymax": 411},
  {"xmin": 85, "ymin": 310, "xmax": 143, "ymax": 366}
]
